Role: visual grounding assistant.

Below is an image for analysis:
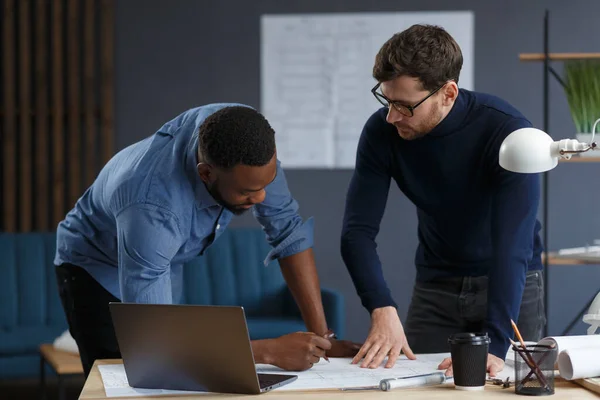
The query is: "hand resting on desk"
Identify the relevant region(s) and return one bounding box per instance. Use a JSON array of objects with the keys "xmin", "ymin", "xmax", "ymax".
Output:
[
  {"xmin": 351, "ymin": 306, "xmax": 417, "ymax": 369},
  {"xmin": 437, "ymin": 353, "xmax": 504, "ymax": 377}
]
